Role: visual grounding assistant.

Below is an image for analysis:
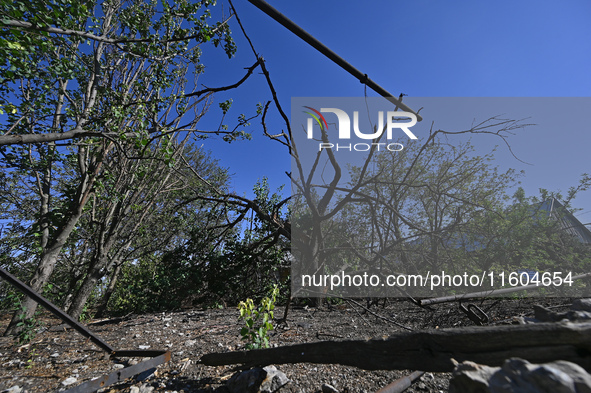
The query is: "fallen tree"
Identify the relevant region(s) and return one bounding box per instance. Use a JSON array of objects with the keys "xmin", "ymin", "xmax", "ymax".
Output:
[{"xmin": 200, "ymin": 321, "xmax": 591, "ymax": 372}]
